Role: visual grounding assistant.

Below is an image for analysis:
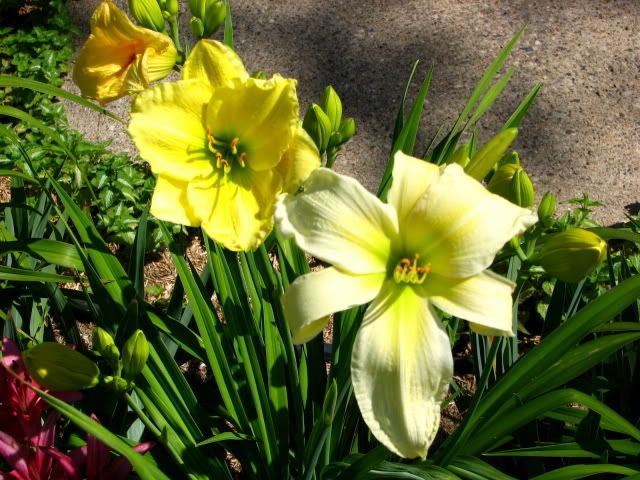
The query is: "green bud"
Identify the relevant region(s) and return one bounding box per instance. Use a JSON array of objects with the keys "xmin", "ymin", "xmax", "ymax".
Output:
[
  {"xmin": 23, "ymin": 343, "xmax": 100, "ymax": 391},
  {"xmin": 128, "ymin": 0, "xmax": 165, "ymax": 31},
  {"xmin": 189, "ymin": 16, "xmax": 205, "ymax": 37},
  {"xmin": 446, "ymin": 144, "xmax": 470, "ymax": 168},
  {"xmin": 498, "ymin": 150, "xmax": 521, "ymax": 167},
  {"xmin": 165, "ymin": 0, "xmax": 179, "ymax": 16},
  {"xmin": 337, "ymin": 117, "xmax": 356, "ymax": 144},
  {"xmin": 465, "ymin": 128, "xmax": 519, "ymax": 181},
  {"xmin": 122, "ymin": 330, "xmax": 150, "ymax": 381},
  {"xmin": 322, "ymin": 380, "xmax": 338, "ymax": 426},
  {"xmin": 188, "ymin": 0, "xmax": 206, "ymax": 18},
  {"xmin": 320, "ymin": 86, "xmax": 343, "ymax": 132},
  {"xmin": 538, "ymin": 191, "xmax": 557, "ymax": 226},
  {"xmin": 303, "ymin": 103, "xmax": 332, "ymax": 154},
  {"xmin": 92, "ymin": 327, "xmax": 120, "ymax": 364},
  {"xmin": 536, "ymin": 228, "xmax": 607, "ymax": 283},
  {"xmin": 202, "ymin": 0, "xmax": 226, "ymax": 36},
  {"xmin": 487, "ymin": 163, "xmax": 535, "ymax": 208}
]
